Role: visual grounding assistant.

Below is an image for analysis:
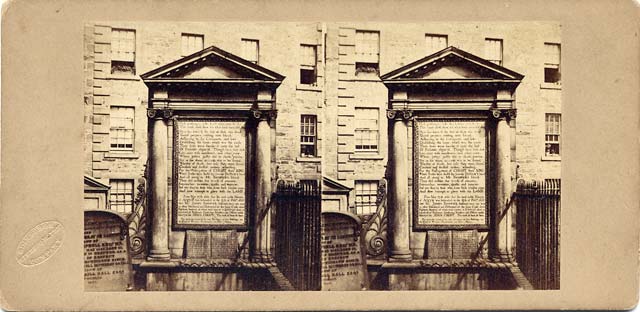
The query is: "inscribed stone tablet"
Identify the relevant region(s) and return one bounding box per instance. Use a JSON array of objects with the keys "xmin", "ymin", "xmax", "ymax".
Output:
[
  {"xmin": 427, "ymin": 230, "xmax": 452, "ymax": 259},
  {"xmin": 210, "ymin": 231, "xmax": 238, "ymax": 258},
  {"xmin": 84, "ymin": 211, "xmax": 133, "ymax": 291},
  {"xmin": 321, "ymin": 212, "xmax": 368, "ymax": 291},
  {"xmin": 185, "ymin": 230, "xmax": 211, "ymax": 258},
  {"xmin": 452, "ymin": 230, "xmax": 479, "ymax": 259},
  {"xmin": 415, "ymin": 119, "xmax": 488, "ymax": 228},
  {"xmin": 175, "ymin": 119, "xmax": 247, "ymax": 228}
]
